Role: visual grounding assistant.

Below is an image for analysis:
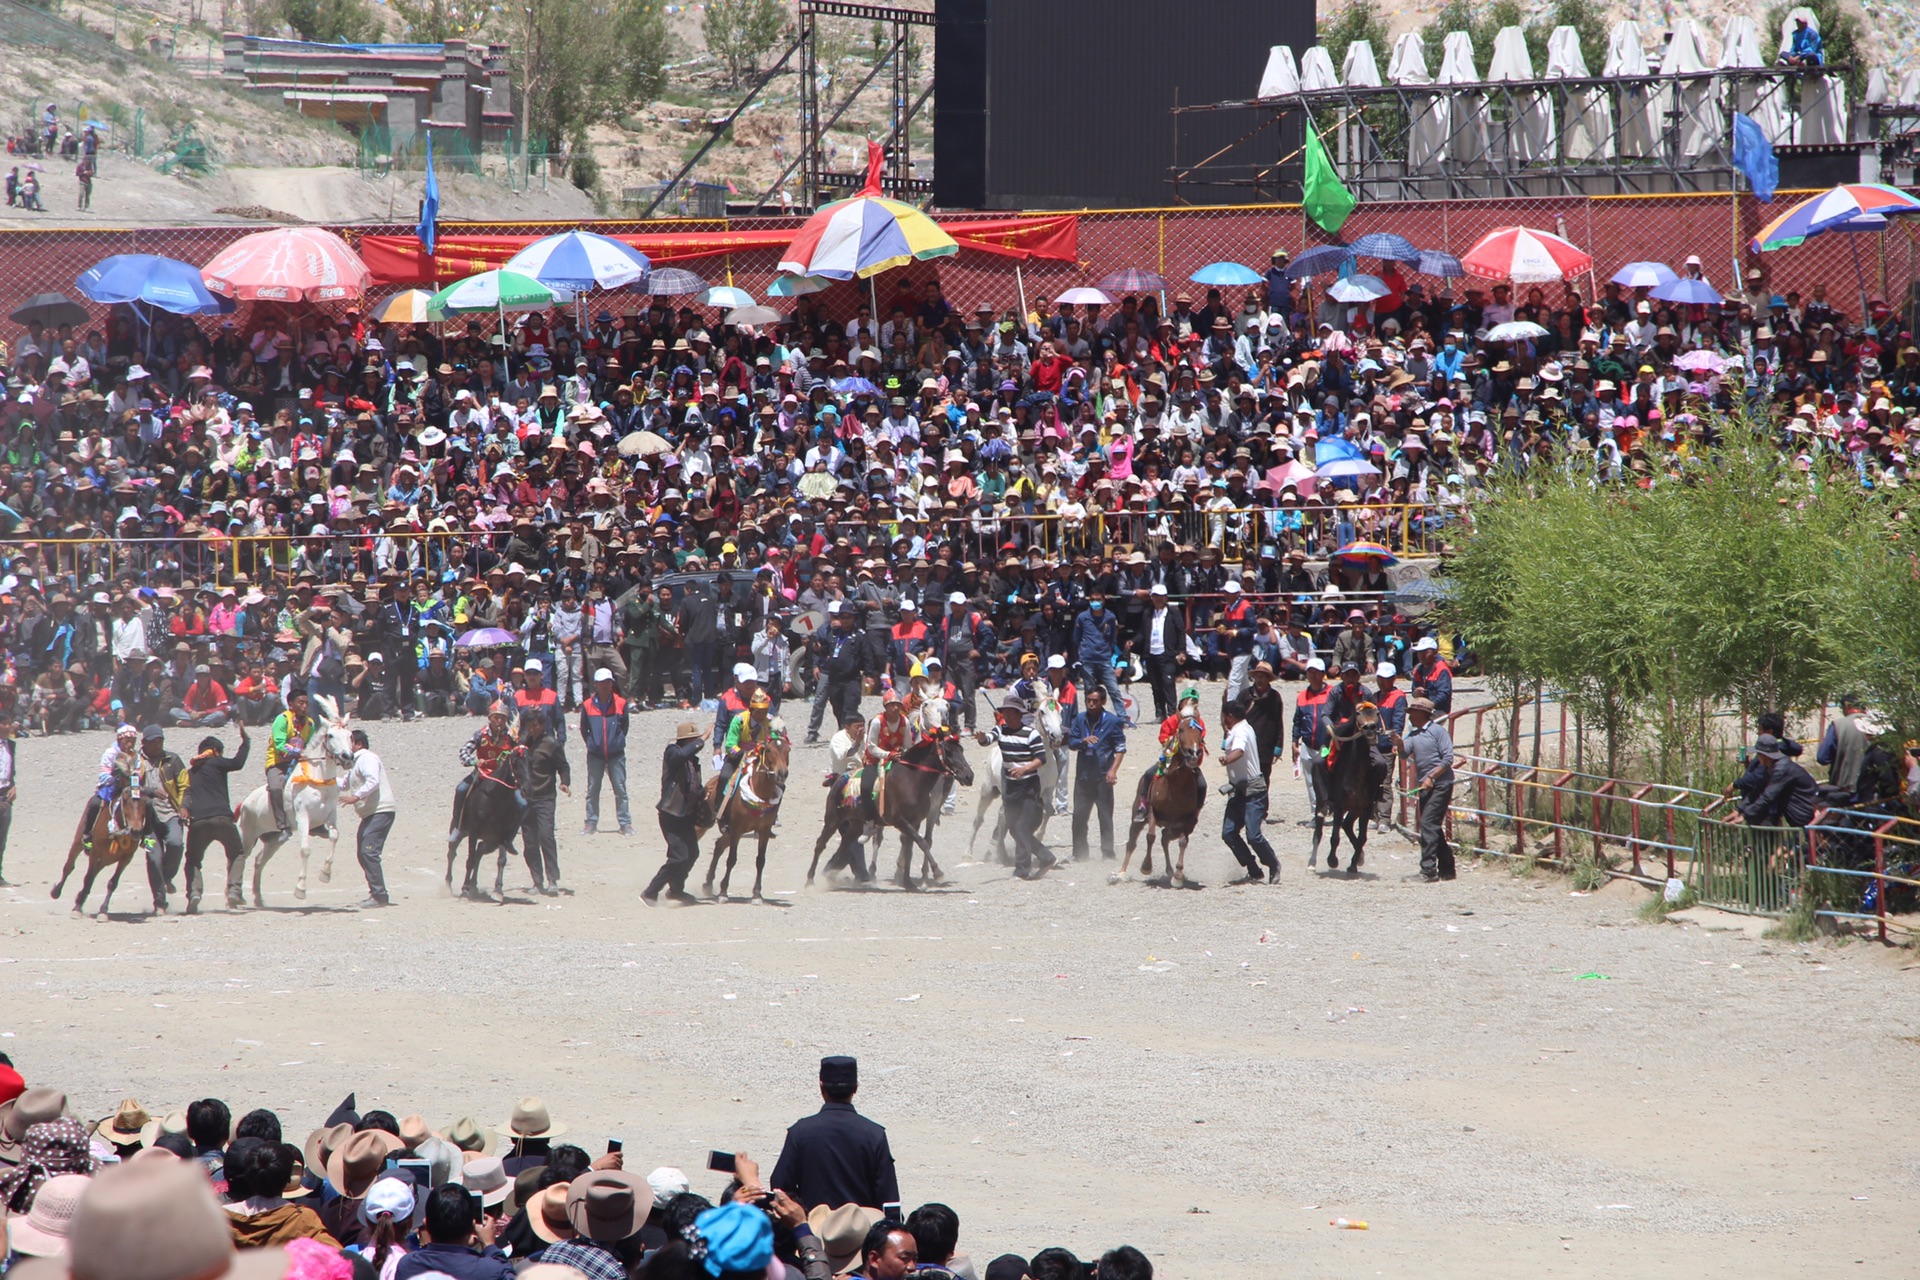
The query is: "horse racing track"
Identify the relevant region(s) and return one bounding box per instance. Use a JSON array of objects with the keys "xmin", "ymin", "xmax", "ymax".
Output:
[{"xmin": 1, "ymin": 711, "xmax": 1913, "ymax": 1276}]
